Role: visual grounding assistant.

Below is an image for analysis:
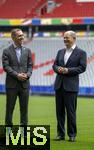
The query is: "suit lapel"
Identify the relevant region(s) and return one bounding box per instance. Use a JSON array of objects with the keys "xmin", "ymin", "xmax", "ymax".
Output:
[
  {"xmin": 66, "ymin": 46, "xmax": 78, "ymax": 66},
  {"xmin": 10, "ymin": 44, "xmax": 26, "ymax": 64},
  {"xmin": 10, "ymin": 45, "xmax": 19, "ymax": 64},
  {"xmin": 20, "ymin": 46, "xmax": 26, "ymax": 63},
  {"xmin": 60, "ymin": 49, "xmax": 66, "ymax": 65}
]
